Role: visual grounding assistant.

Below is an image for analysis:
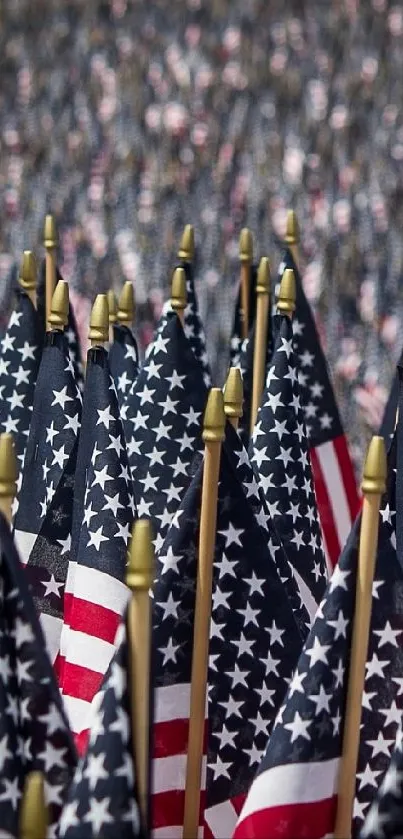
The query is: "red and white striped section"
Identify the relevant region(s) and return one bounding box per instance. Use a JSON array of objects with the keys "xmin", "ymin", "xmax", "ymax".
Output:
[
  {"xmin": 151, "ymin": 684, "xmax": 207, "ymax": 838},
  {"xmin": 60, "ymin": 563, "xmax": 129, "ymax": 752},
  {"xmin": 310, "ymin": 435, "xmax": 360, "ymax": 572},
  {"xmin": 233, "ymin": 758, "xmax": 339, "ymax": 839}
]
